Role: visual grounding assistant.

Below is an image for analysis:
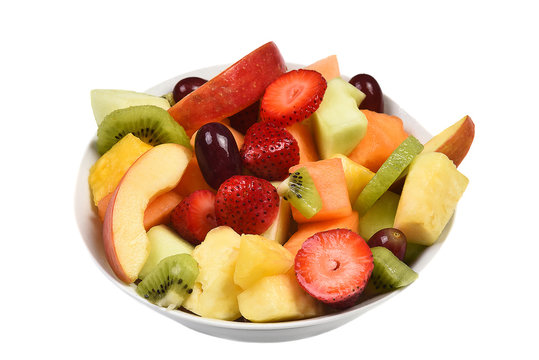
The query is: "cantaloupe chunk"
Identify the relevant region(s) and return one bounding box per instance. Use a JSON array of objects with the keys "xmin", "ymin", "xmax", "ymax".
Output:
[
  {"xmin": 97, "ymin": 190, "xmax": 183, "ymax": 231},
  {"xmin": 348, "ymin": 110, "xmax": 409, "ymax": 172},
  {"xmin": 286, "ymin": 122, "xmax": 319, "ymax": 163},
  {"xmin": 393, "ymin": 152, "xmax": 468, "ymax": 245},
  {"xmin": 289, "ymin": 158, "xmax": 352, "ymax": 223},
  {"xmin": 173, "ymin": 157, "xmax": 214, "ymax": 196},
  {"xmin": 284, "ymin": 212, "xmax": 359, "ymax": 256},
  {"xmin": 305, "ymin": 55, "xmax": 340, "ymax": 81}
]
